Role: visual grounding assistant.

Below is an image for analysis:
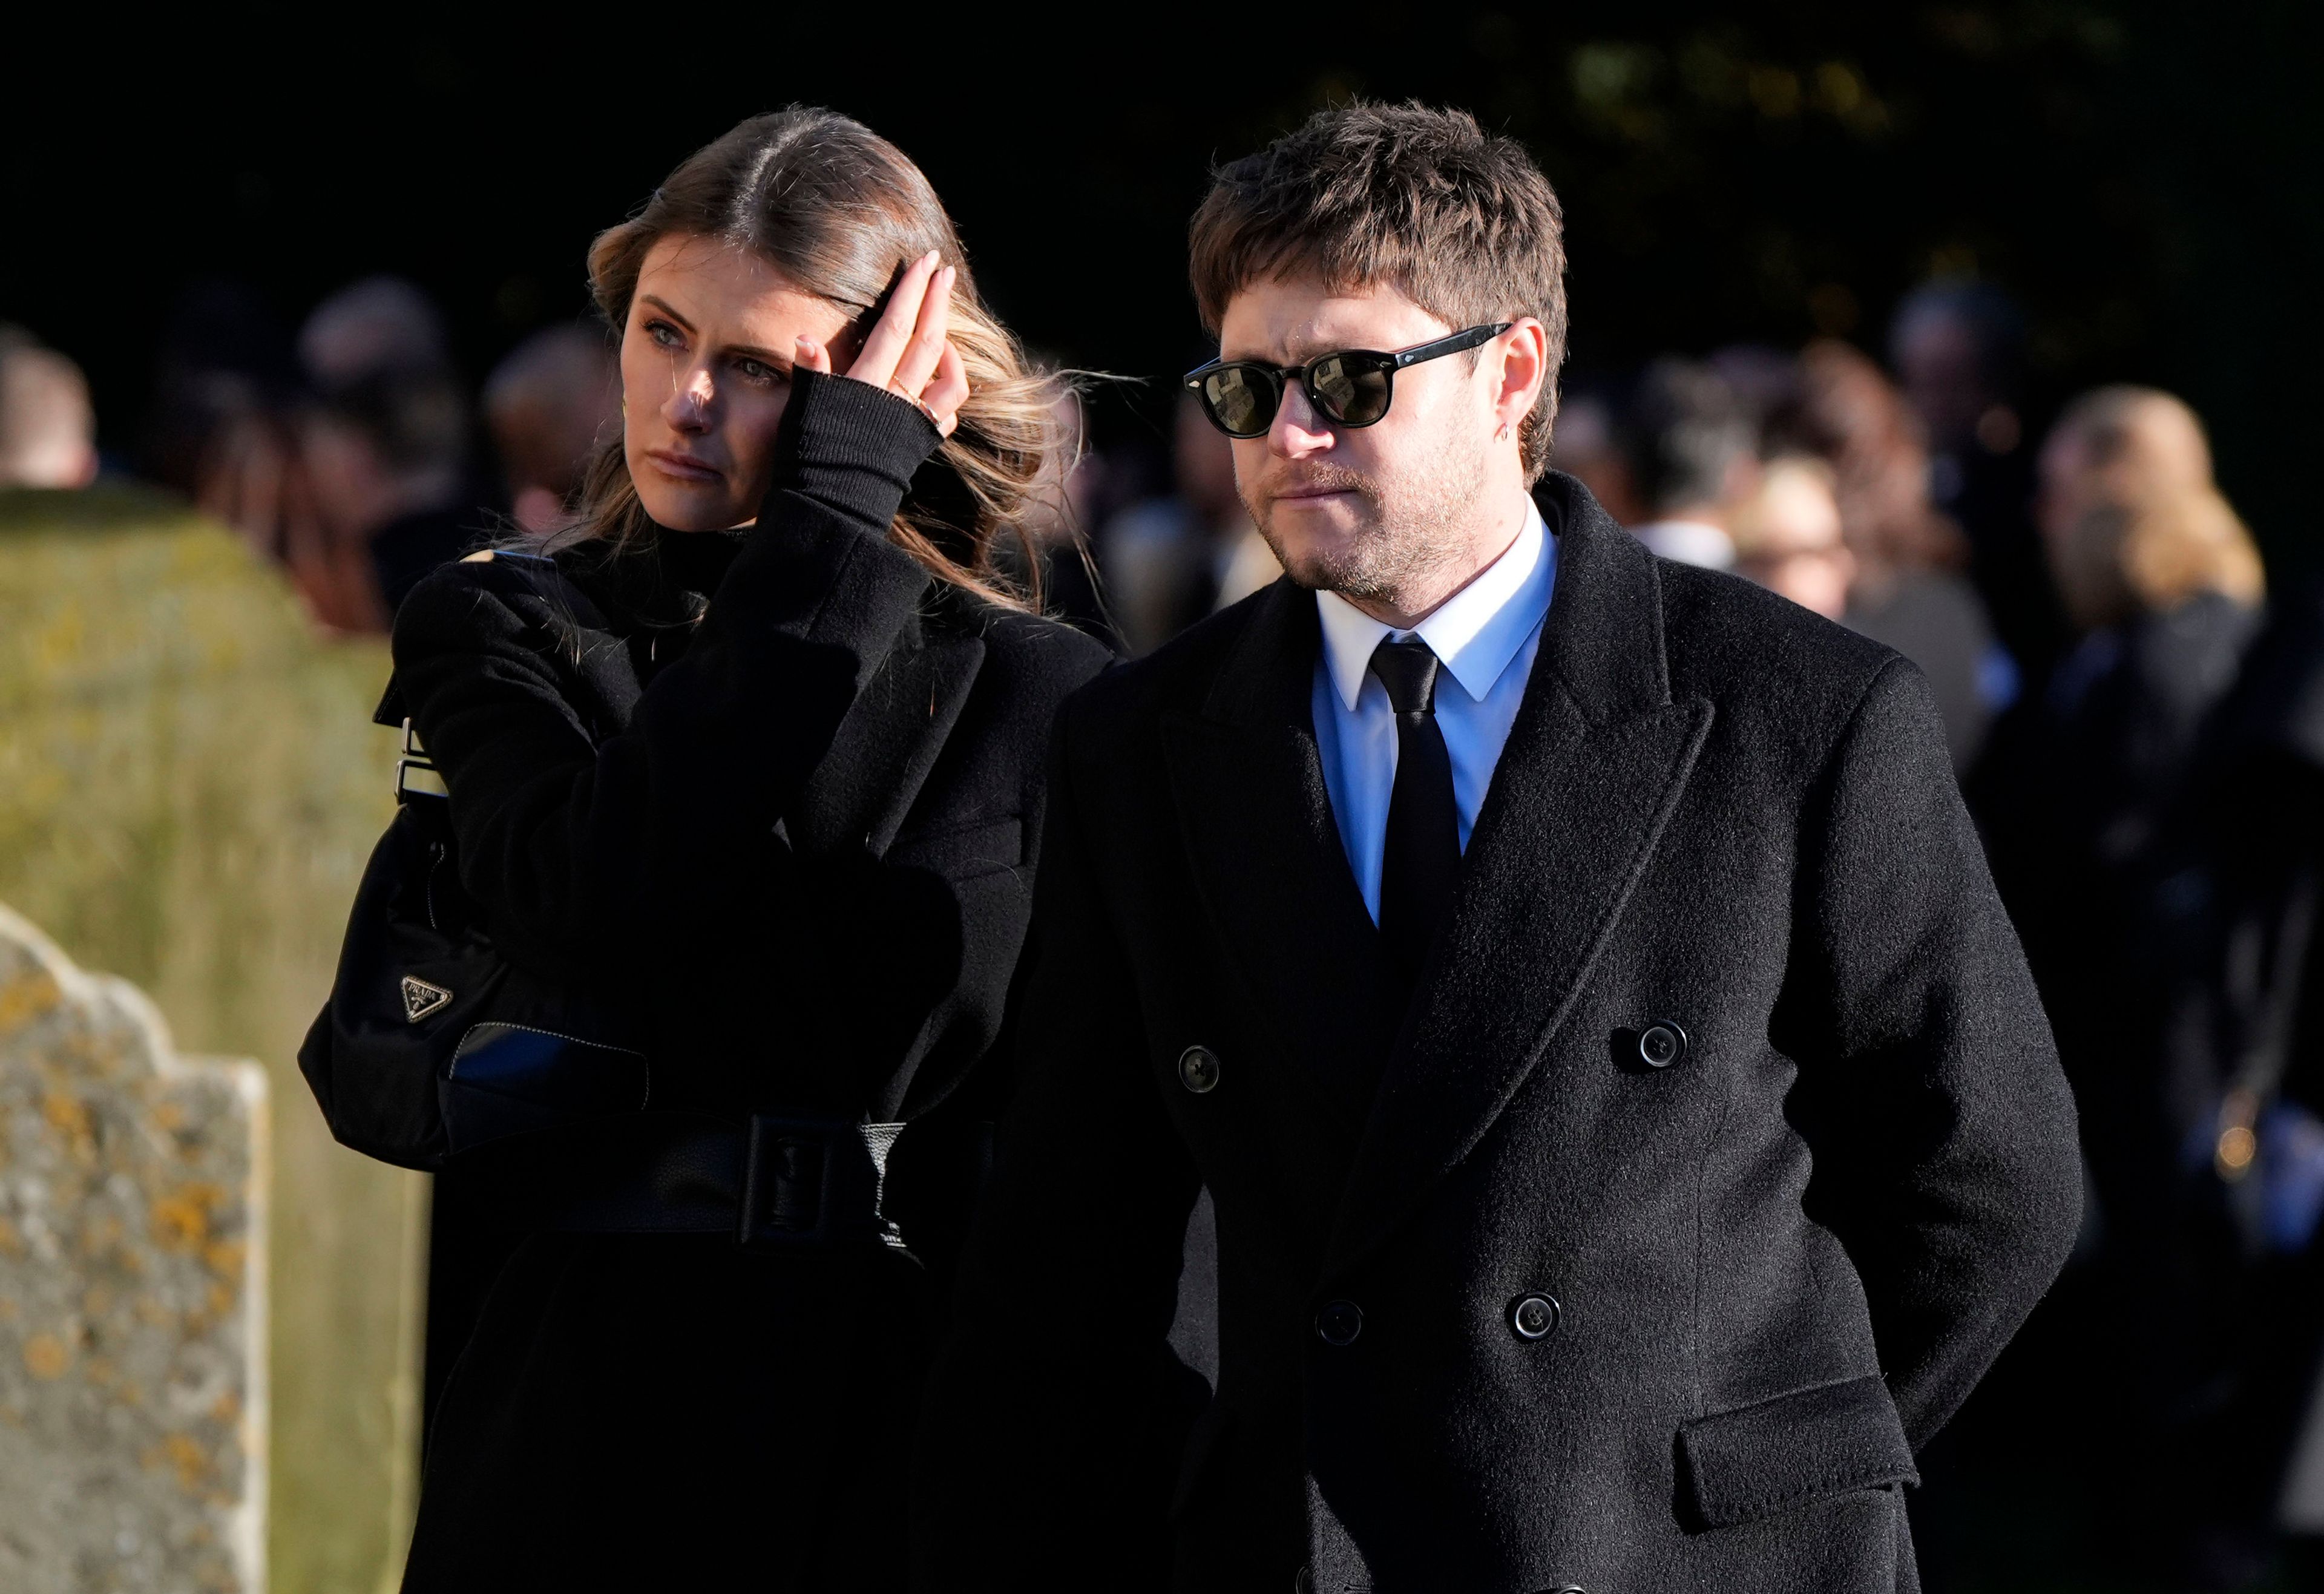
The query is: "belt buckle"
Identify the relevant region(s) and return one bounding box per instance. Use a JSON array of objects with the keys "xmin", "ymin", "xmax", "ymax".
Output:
[
  {"xmin": 736, "ymin": 1115, "xmax": 908, "ymax": 1252},
  {"xmin": 737, "ymin": 1115, "xmax": 839, "ymax": 1250}
]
